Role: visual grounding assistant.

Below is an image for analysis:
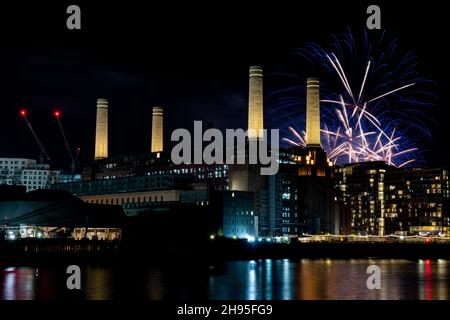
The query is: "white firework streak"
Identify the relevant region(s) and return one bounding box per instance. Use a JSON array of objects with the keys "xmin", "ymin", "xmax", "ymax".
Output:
[{"xmin": 286, "ymin": 53, "xmax": 417, "ymax": 167}]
